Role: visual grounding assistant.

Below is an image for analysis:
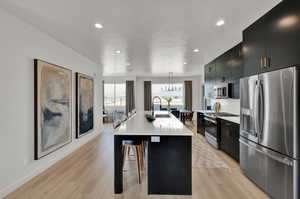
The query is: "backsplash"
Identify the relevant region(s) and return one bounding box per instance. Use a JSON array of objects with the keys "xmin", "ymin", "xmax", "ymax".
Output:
[{"xmin": 207, "ymin": 98, "xmax": 240, "ymax": 115}]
